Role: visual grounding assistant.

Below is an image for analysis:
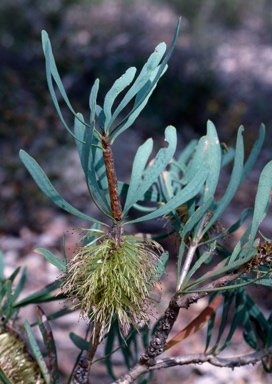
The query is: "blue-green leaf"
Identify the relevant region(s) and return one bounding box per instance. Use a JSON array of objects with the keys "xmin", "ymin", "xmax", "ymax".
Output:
[
  {"xmin": 41, "ymin": 31, "xmax": 86, "ymax": 140},
  {"xmin": 183, "ymin": 135, "xmax": 209, "ymax": 185},
  {"xmin": 111, "ymin": 64, "xmax": 168, "ymax": 141},
  {"xmin": 110, "ymin": 18, "xmax": 181, "ymax": 142},
  {"xmin": 109, "ymin": 43, "xmax": 166, "ymax": 130},
  {"xmin": 89, "ymin": 79, "xmax": 99, "ymax": 126},
  {"xmin": 127, "ymin": 161, "xmax": 209, "ymax": 224},
  {"xmin": 182, "ymin": 196, "xmax": 214, "ymax": 238},
  {"xmin": 123, "ymin": 138, "xmax": 153, "ymax": 213},
  {"xmin": 70, "ymin": 333, "xmax": 90, "ymax": 351},
  {"xmin": 34, "ymin": 248, "xmax": 66, "ymax": 272},
  {"xmin": 13, "ymin": 267, "xmax": 27, "ymax": 302},
  {"xmin": 0, "ymin": 251, "xmax": 4, "ymax": 280},
  {"xmin": 241, "ymin": 123, "xmax": 265, "ymax": 182},
  {"xmin": 202, "ymin": 126, "xmax": 244, "ymax": 235},
  {"xmin": 104, "ymin": 67, "xmax": 137, "ymax": 132},
  {"xmin": 24, "ymin": 320, "xmax": 50, "ymax": 383},
  {"xmin": 123, "ymin": 126, "xmax": 177, "ymax": 215},
  {"xmin": 247, "ymin": 160, "xmax": 272, "ymax": 250},
  {"xmin": 203, "ymin": 121, "xmax": 221, "ymax": 202},
  {"xmin": 156, "ymin": 251, "xmax": 169, "ymax": 278},
  {"xmin": 19, "ymin": 150, "xmax": 104, "ymax": 225},
  {"xmin": 74, "ymin": 113, "xmax": 88, "ymax": 171}
]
